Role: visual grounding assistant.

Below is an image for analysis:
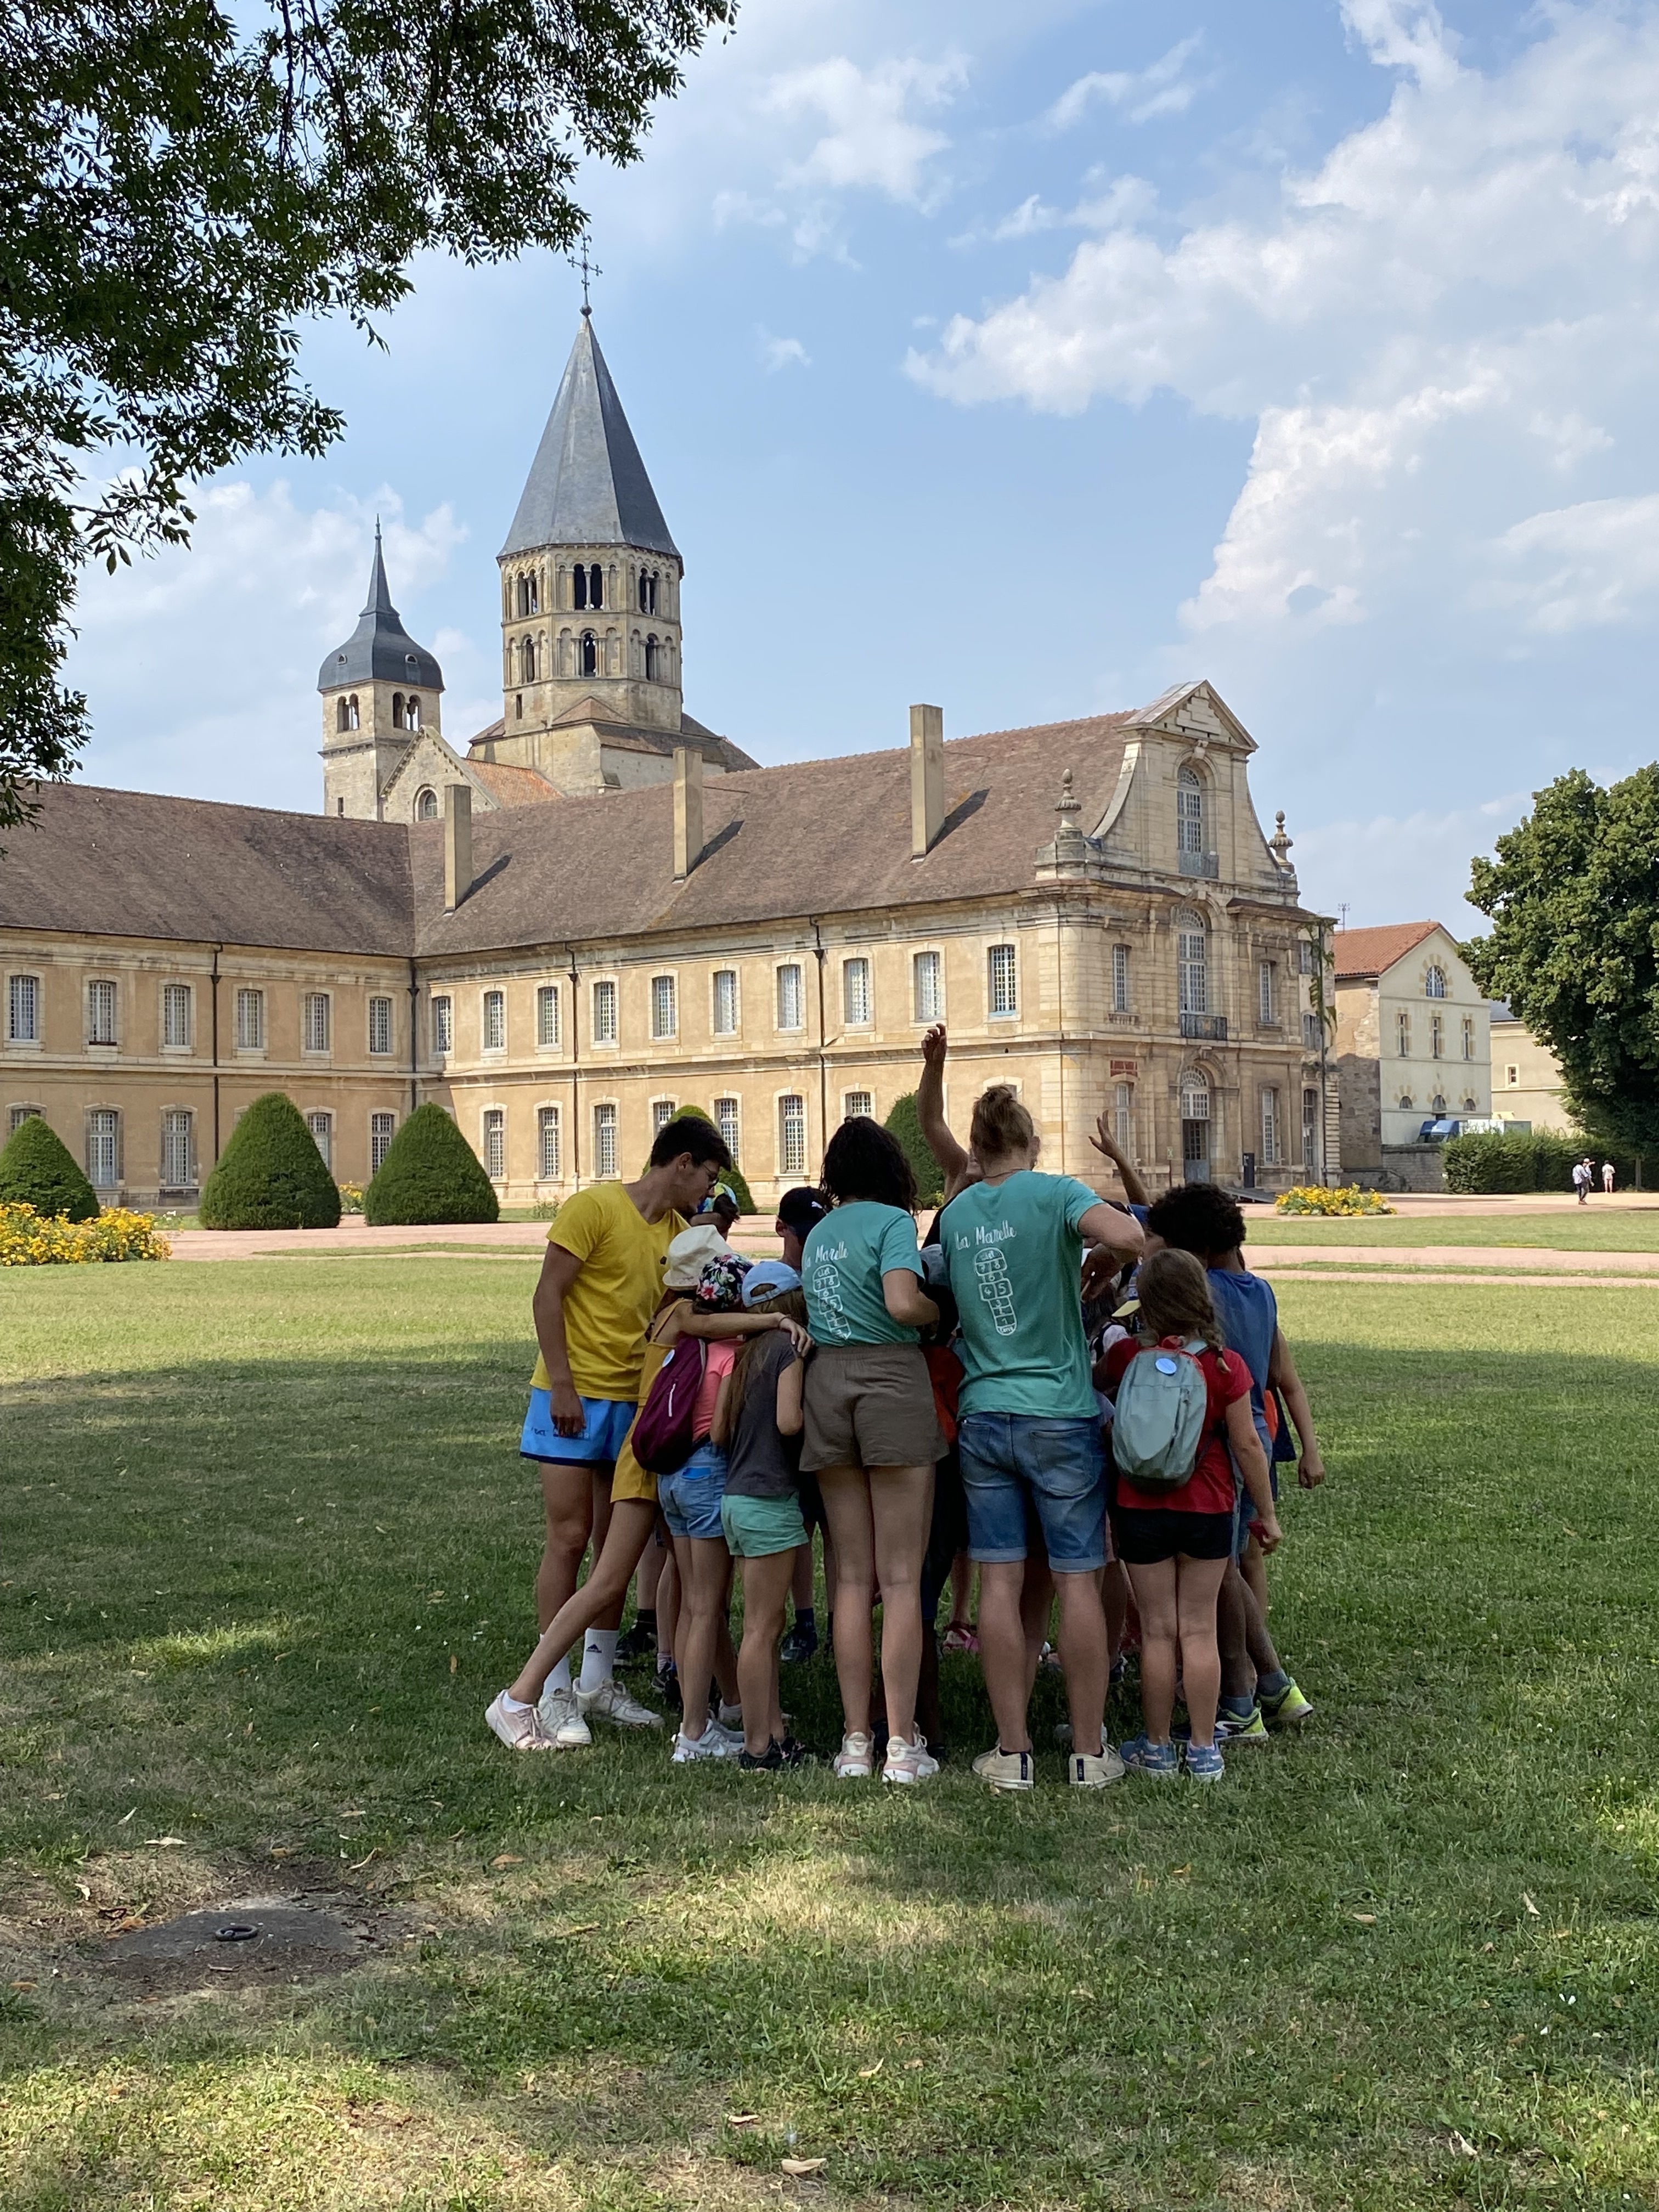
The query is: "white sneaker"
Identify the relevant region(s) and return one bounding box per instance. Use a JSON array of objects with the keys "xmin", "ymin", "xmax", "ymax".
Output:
[
  {"xmin": 882, "ymin": 1733, "xmax": 940, "ymax": 1786},
  {"xmin": 972, "ymin": 1745, "xmax": 1035, "ymax": 1792},
  {"xmin": 486, "ymin": 1692, "xmax": 561, "ymax": 1751},
  {"xmin": 672, "ymin": 1725, "xmax": 740, "ymax": 1763},
  {"xmin": 833, "ymin": 1730, "xmax": 875, "ymax": 1779},
  {"xmin": 579, "ymin": 1678, "xmax": 664, "ymax": 1730},
  {"xmin": 536, "ymin": 1685, "xmax": 592, "ymax": 1748},
  {"xmin": 1069, "ymin": 1744, "xmax": 1125, "ymax": 1788}
]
